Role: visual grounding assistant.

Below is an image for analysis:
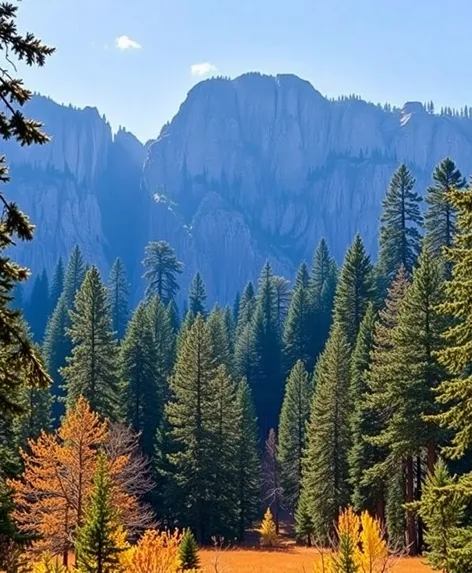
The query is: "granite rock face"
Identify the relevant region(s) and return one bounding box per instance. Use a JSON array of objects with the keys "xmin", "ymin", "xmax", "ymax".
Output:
[{"xmin": 5, "ymin": 76, "xmax": 472, "ymax": 304}]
